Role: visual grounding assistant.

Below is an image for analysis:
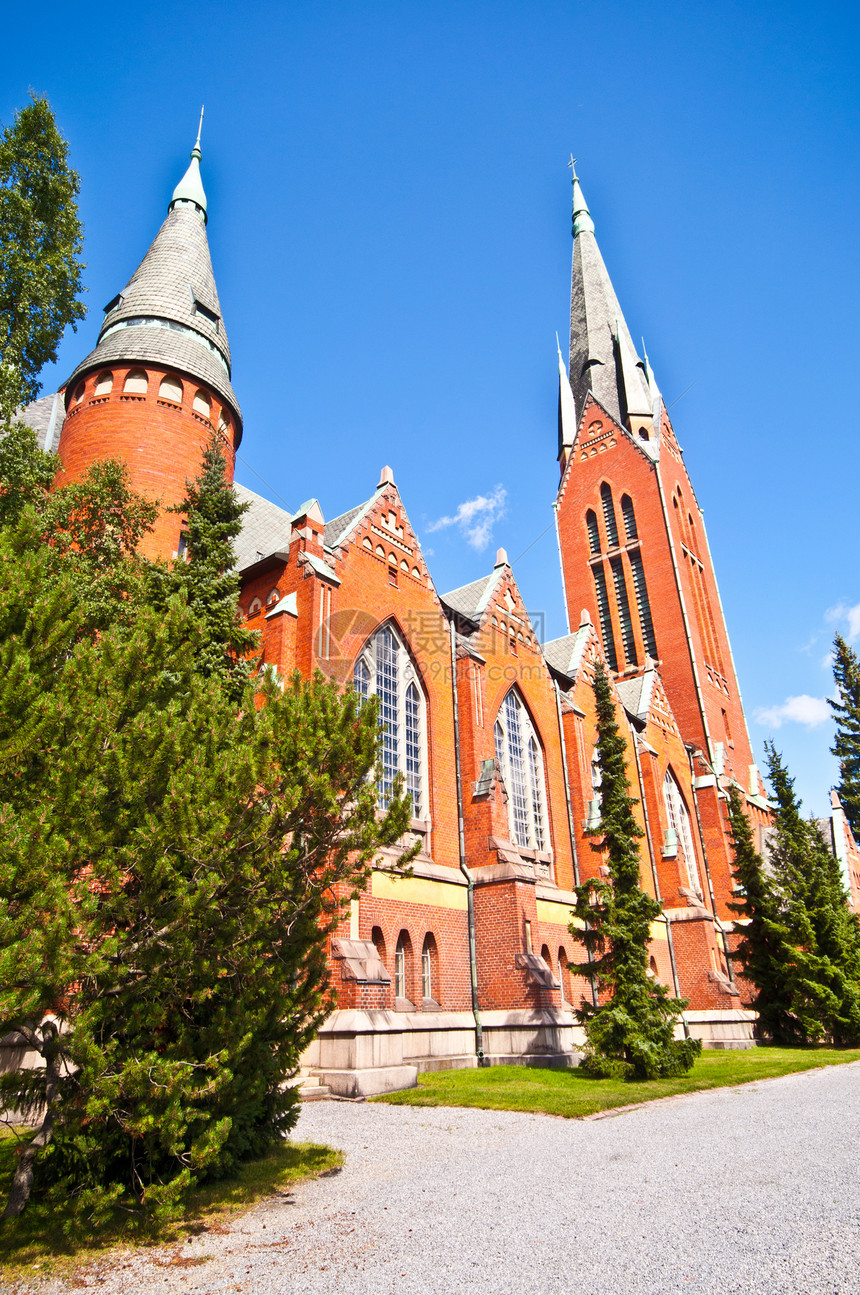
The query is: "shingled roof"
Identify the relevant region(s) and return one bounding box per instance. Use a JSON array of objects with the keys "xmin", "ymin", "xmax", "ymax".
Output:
[
  {"xmin": 65, "ymin": 138, "xmax": 242, "ymax": 435},
  {"xmin": 16, "ymin": 392, "xmax": 65, "ymax": 453},
  {"xmin": 440, "ymin": 573, "xmax": 497, "ymax": 622},
  {"xmin": 233, "ymin": 483, "xmax": 294, "ymax": 571},
  {"xmin": 568, "ymin": 173, "xmax": 652, "ymax": 428}
]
